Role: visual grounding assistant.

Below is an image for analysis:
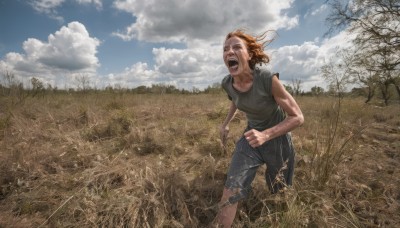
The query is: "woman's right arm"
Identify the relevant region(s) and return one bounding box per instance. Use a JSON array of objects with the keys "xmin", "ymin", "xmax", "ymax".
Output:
[{"xmin": 220, "ymin": 101, "xmax": 237, "ymax": 147}]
